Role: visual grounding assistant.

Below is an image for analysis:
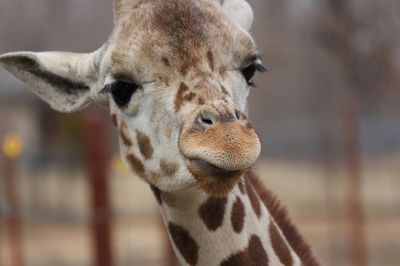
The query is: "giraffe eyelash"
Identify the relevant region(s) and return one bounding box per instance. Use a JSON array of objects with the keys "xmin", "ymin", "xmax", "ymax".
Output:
[
  {"xmin": 249, "ymin": 55, "xmax": 267, "ymax": 72},
  {"xmin": 253, "ymin": 61, "xmax": 267, "ymax": 73},
  {"xmin": 100, "ymin": 83, "xmax": 113, "ymax": 94},
  {"xmin": 241, "ymin": 58, "xmax": 267, "ymax": 86}
]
